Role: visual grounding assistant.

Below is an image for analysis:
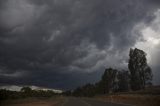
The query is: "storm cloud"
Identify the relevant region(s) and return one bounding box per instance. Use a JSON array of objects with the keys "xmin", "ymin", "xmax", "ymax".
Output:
[{"xmin": 0, "ymin": 0, "xmax": 160, "ymax": 89}]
